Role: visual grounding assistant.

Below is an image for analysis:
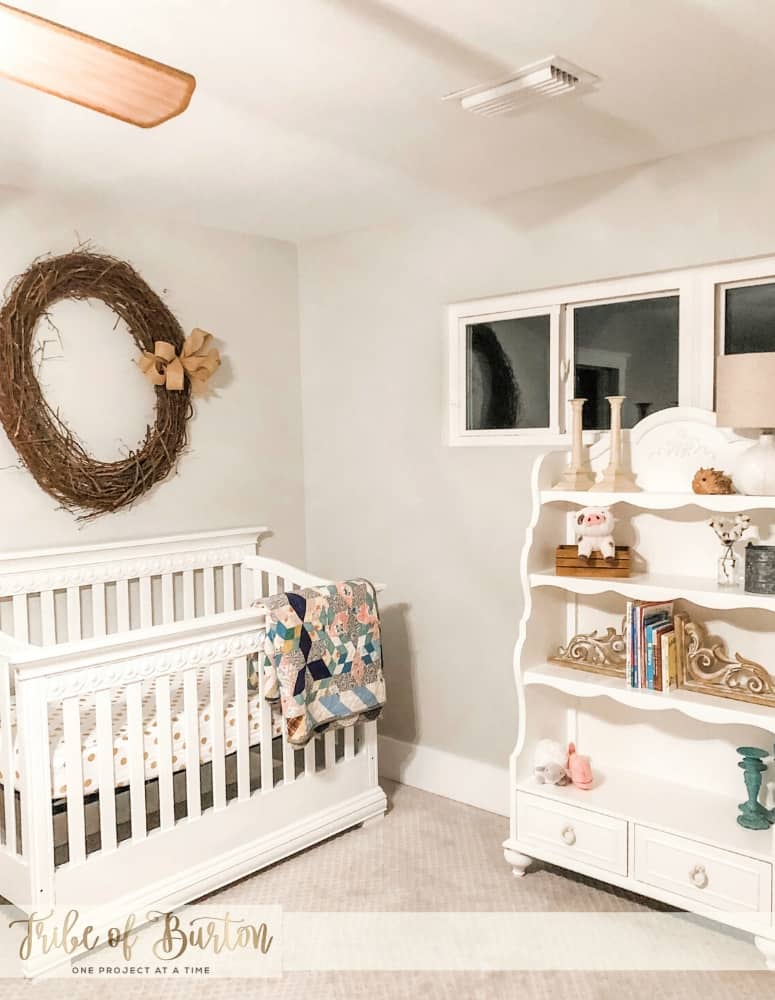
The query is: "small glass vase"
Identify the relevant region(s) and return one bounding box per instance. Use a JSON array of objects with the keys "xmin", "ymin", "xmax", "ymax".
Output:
[{"xmin": 717, "ymin": 544, "xmax": 740, "ymax": 587}]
